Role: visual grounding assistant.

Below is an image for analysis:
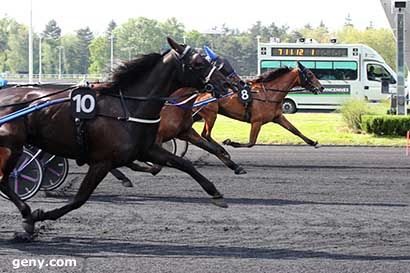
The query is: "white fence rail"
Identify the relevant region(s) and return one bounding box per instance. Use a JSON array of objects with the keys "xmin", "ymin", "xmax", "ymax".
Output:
[{"xmin": 3, "ymin": 74, "xmax": 256, "ymax": 83}]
